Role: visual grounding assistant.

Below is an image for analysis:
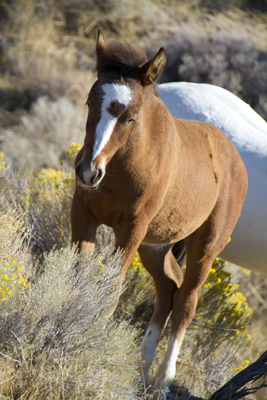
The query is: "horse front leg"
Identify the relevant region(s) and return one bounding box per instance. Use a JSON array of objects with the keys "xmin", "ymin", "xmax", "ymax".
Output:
[
  {"xmin": 109, "ymin": 219, "xmax": 149, "ymax": 311},
  {"xmin": 114, "ymin": 218, "xmax": 149, "ymax": 277},
  {"xmin": 138, "ymin": 244, "xmax": 184, "ymax": 388},
  {"xmin": 71, "ymin": 190, "xmax": 97, "ymax": 256}
]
